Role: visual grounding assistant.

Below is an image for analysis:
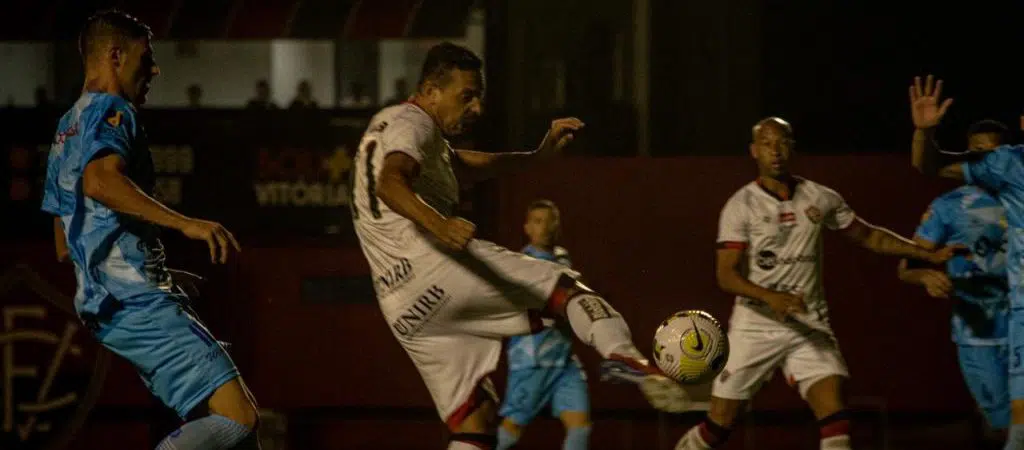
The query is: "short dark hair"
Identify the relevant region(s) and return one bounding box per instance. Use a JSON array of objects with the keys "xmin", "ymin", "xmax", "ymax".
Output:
[
  {"xmin": 418, "ymin": 42, "xmax": 482, "ymax": 89},
  {"xmin": 79, "ymin": 10, "xmax": 152, "ymax": 62},
  {"xmin": 527, "ymin": 199, "xmax": 560, "ymax": 216},
  {"xmin": 967, "ymin": 119, "xmax": 1008, "ymax": 142}
]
